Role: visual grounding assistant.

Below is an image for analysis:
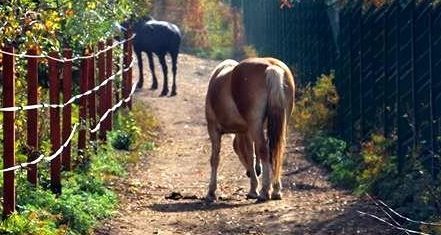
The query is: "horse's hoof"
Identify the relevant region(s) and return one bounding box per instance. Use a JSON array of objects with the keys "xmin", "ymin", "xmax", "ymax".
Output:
[
  {"xmin": 246, "ymin": 192, "xmax": 259, "ymax": 199},
  {"xmin": 170, "ymin": 90, "xmax": 177, "ymax": 96},
  {"xmin": 256, "ymin": 196, "xmax": 269, "ymax": 203},
  {"xmin": 271, "ymin": 192, "xmax": 282, "ymax": 200},
  {"xmin": 256, "ymin": 192, "xmax": 270, "ymax": 202},
  {"xmin": 160, "ymin": 90, "xmax": 169, "ymax": 97},
  {"xmin": 150, "ymin": 84, "xmax": 158, "ymax": 90},
  {"xmin": 205, "ymin": 194, "xmax": 217, "ymax": 202}
]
